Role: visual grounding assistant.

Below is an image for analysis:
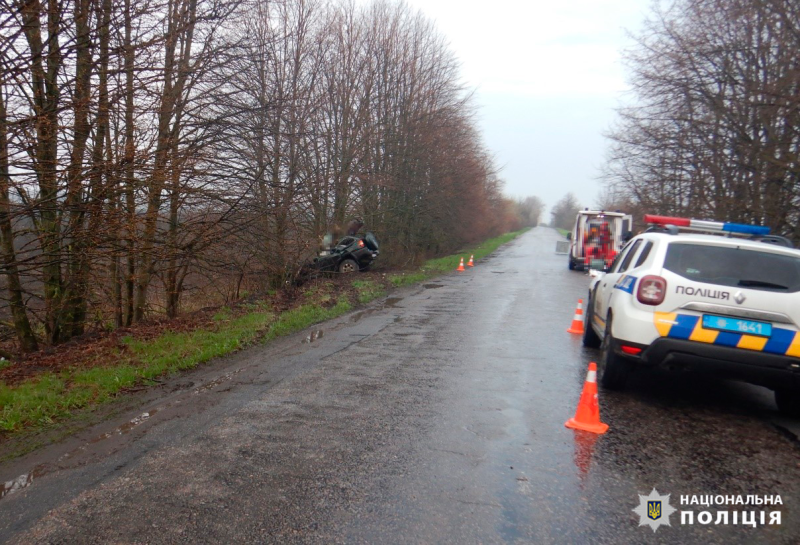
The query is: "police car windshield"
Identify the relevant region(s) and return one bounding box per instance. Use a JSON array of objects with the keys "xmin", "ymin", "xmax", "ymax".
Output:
[{"xmin": 663, "ymin": 243, "xmax": 800, "ymax": 292}]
